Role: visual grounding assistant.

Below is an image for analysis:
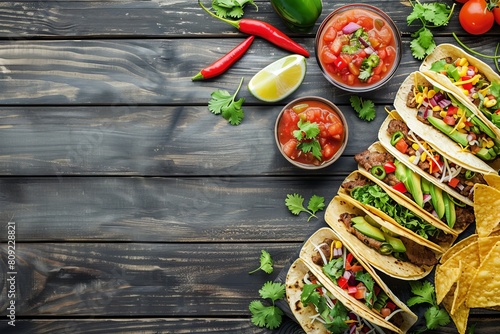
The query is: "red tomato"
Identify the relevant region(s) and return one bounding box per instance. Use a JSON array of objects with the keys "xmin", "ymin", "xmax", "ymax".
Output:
[
  {"xmin": 494, "ymin": 7, "xmax": 500, "ymax": 25},
  {"xmin": 455, "ymin": 0, "xmax": 469, "ymax": 3},
  {"xmin": 459, "ymin": 0, "xmax": 494, "ymax": 35}
]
